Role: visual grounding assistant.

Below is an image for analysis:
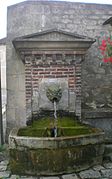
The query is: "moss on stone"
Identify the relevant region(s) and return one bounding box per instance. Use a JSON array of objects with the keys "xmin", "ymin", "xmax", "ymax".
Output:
[
  {"xmin": 18, "ymin": 117, "xmax": 98, "ymax": 137},
  {"xmin": 9, "ymin": 143, "xmax": 103, "ymax": 175}
]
